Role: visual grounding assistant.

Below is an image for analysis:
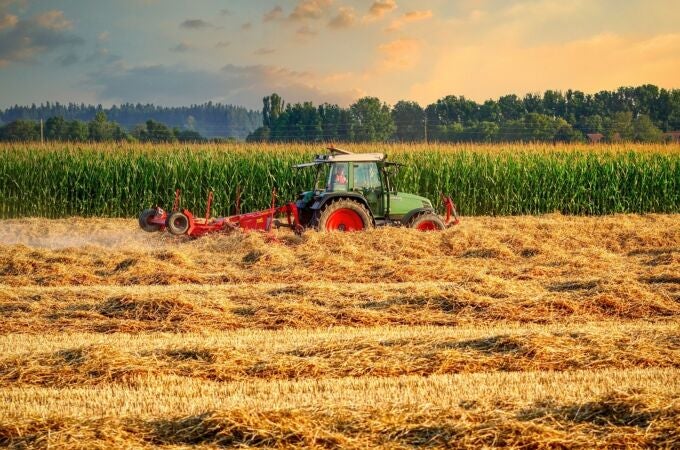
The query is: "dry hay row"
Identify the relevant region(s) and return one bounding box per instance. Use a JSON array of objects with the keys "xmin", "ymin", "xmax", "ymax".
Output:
[
  {"xmin": 1, "ymin": 390, "xmax": 678, "ymax": 449},
  {"xmin": 0, "ymin": 323, "xmax": 677, "ymax": 387},
  {"xmin": 1, "ymin": 215, "xmax": 679, "ymax": 287},
  {"xmin": 1, "ymin": 281, "xmax": 678, "ymax": 334}
]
